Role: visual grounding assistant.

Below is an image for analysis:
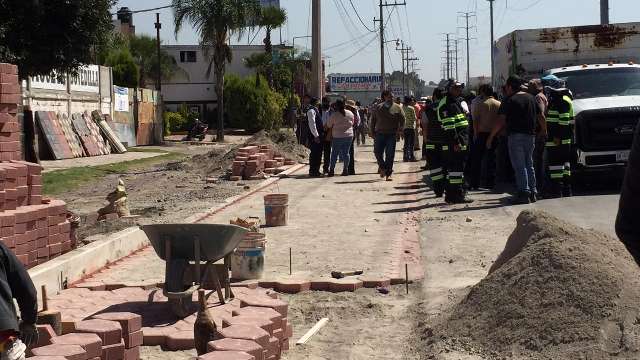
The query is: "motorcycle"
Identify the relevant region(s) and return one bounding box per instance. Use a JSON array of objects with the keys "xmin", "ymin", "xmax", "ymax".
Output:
[{"xmin": 184, "ymin": 119, "xmax": 208, "ymax": 141}]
